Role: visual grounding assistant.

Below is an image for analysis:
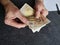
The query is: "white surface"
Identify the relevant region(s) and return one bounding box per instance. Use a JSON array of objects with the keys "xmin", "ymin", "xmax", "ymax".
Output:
[{"xmin": 44, "ymin": 0, "xmax": 60, "ymax": 11}]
